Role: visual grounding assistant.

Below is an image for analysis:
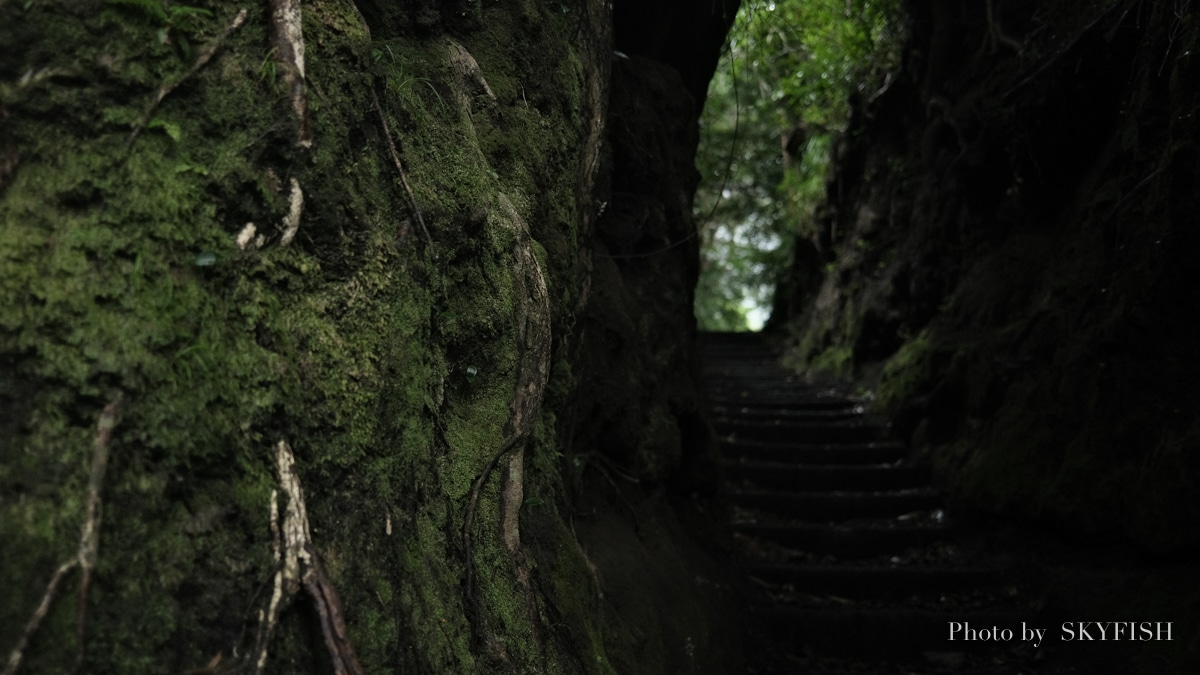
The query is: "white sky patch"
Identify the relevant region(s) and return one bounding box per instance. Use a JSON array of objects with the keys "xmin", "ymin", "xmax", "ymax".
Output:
[
  {"xmin": 708, "ymin": 220, "xmax": 779, "ymax": 330},
  {"xmin": 744, "ymin": 300, "xmax": 768, "ymax": 331}
]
